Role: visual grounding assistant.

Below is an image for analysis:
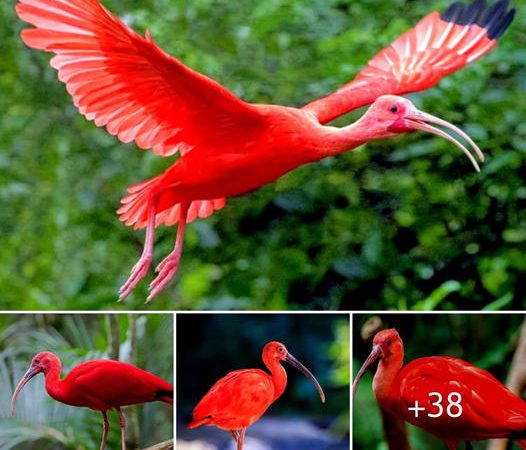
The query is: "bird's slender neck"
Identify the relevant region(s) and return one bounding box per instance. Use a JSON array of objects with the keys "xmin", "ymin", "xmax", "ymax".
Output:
[
  {"xmin": 263, "ymin": 356, "xmax": 288, "ymax": 402},
  {"xmin": 43, "ymin": 362, "xmax": 65, "ymax": 402},
  {"xmin": 372, "ymin": 350, "xmax": 404, "ymax": 409},
  {"xmin": 316, "ymin": 114, "xmax": 386, "ymax": 158}
]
